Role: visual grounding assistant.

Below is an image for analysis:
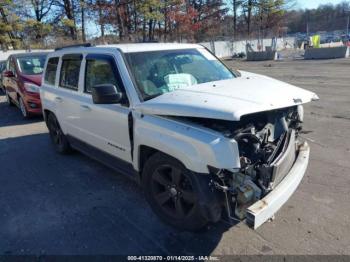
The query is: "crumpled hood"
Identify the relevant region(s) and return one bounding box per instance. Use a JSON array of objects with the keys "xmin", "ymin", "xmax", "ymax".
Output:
[{"xmin": 135, "ymin": 71, "xmax": 319, "ymax": 121}]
